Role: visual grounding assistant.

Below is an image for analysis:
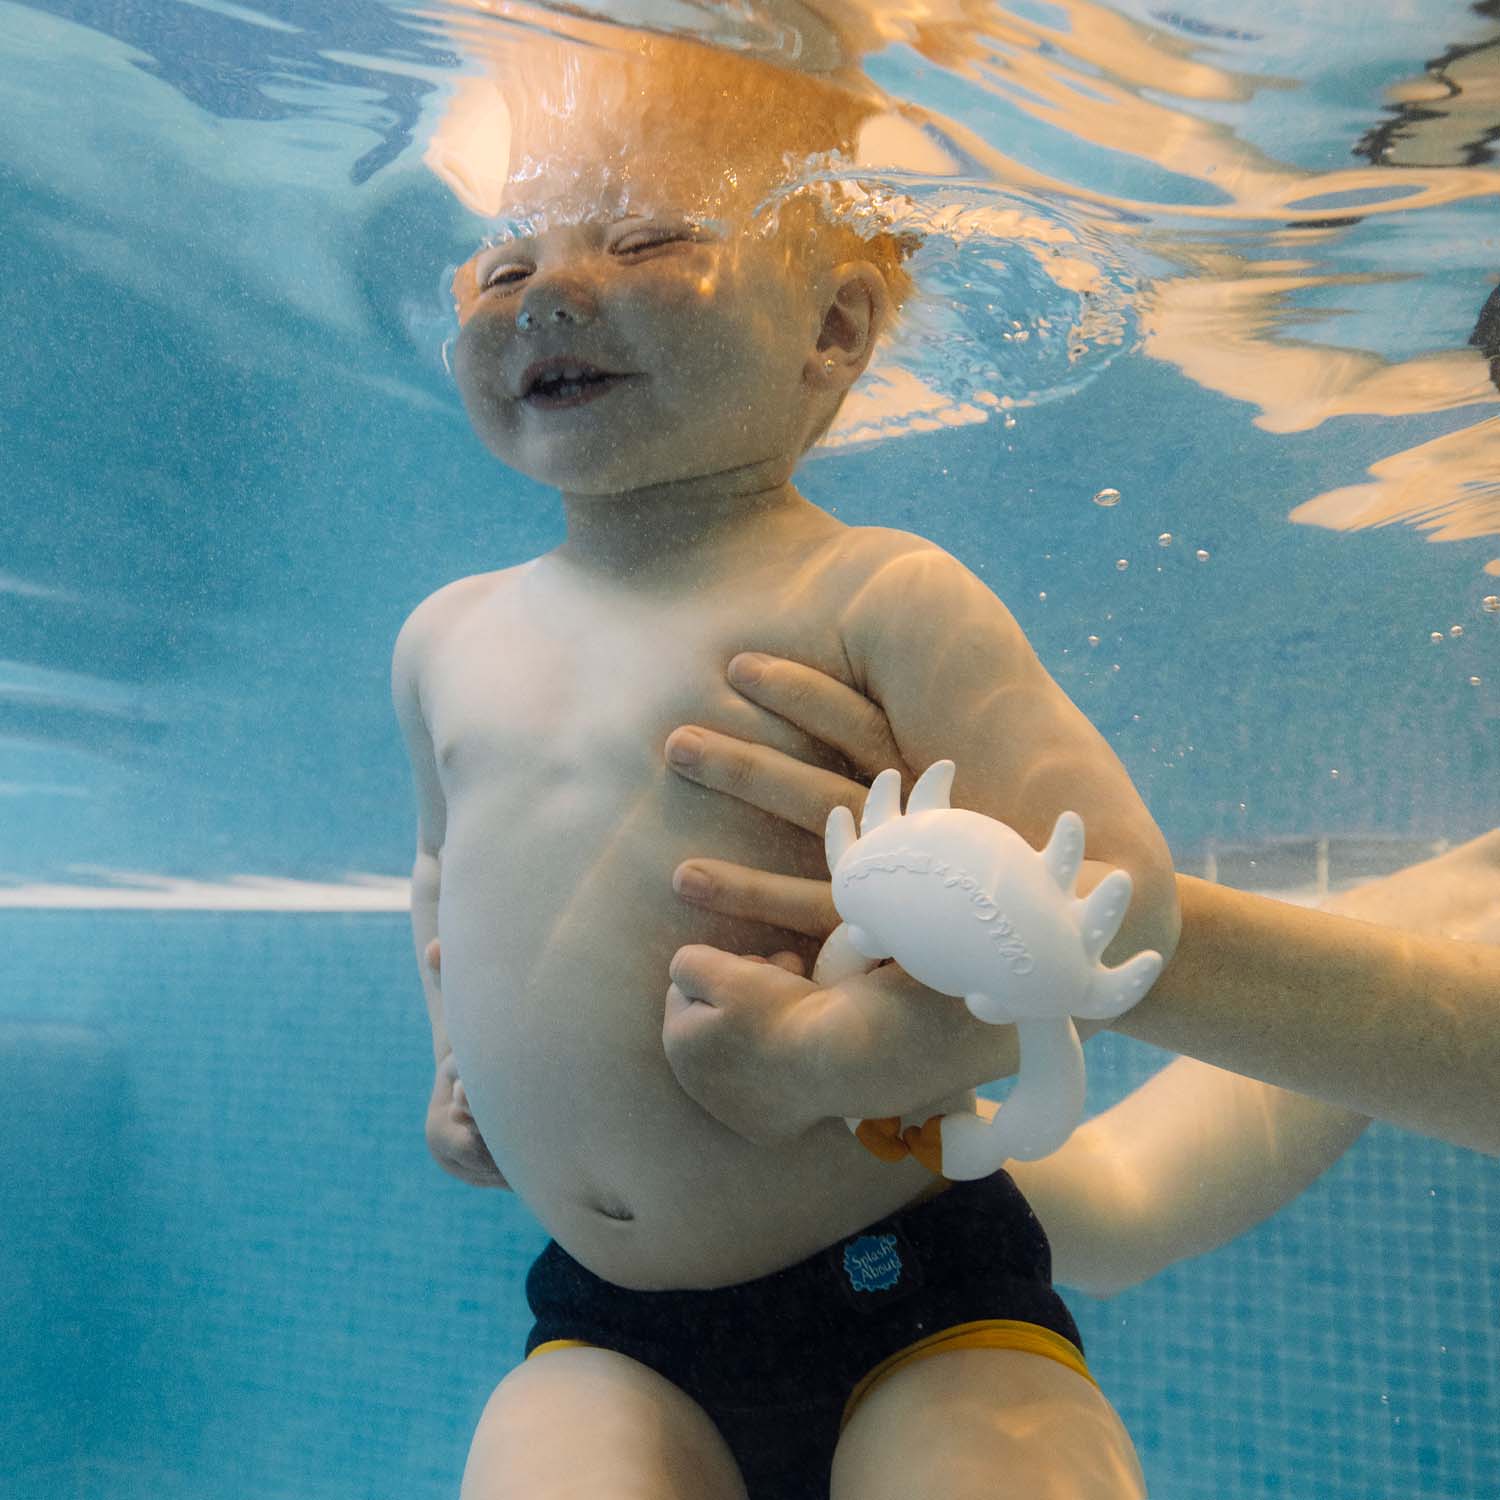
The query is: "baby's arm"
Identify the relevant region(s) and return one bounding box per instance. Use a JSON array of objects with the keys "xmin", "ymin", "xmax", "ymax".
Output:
[
  {"xmin": 391, "ymin": 594, "xmax": 452, "ymax": 1065},
  {"xmin": 392, "ymin": 582, "xmax": 509, "ymax": 1189},
  {"xmin": 840, "ymin": 536, "xmax": 1180, "ymax": 972}
]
